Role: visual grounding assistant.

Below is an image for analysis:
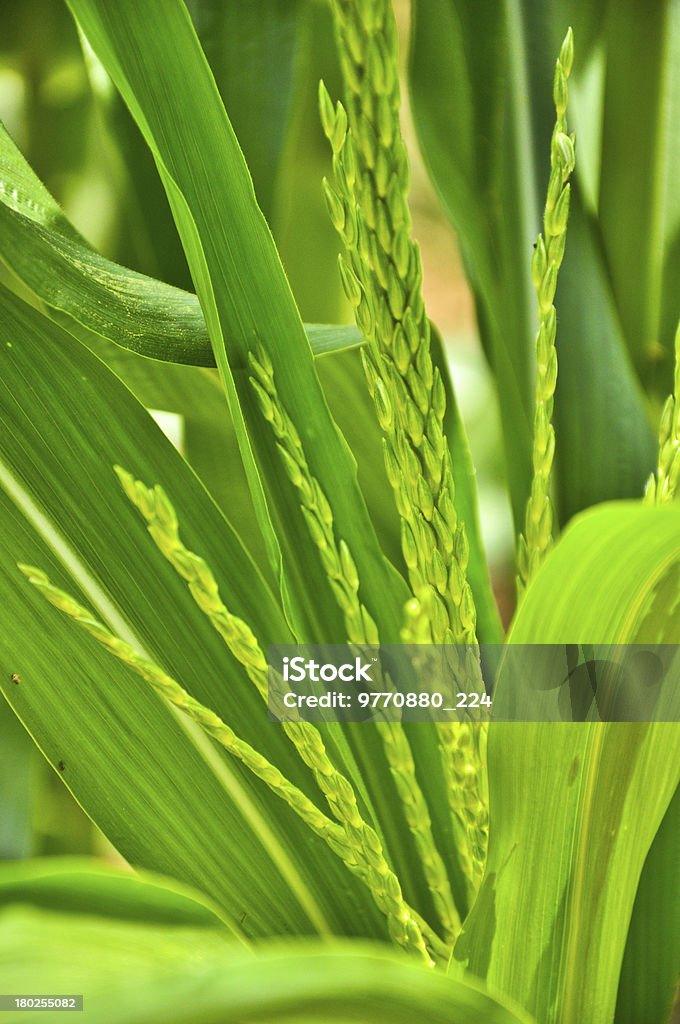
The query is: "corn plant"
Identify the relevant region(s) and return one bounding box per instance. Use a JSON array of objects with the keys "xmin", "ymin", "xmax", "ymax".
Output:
[{"xmin": 0, "ymin": 1, "xmax": 678, "ymax": 1023}]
